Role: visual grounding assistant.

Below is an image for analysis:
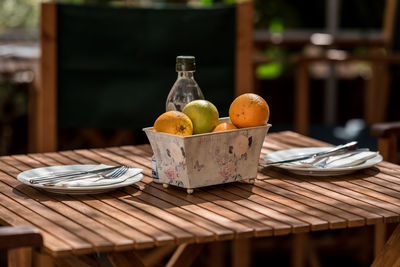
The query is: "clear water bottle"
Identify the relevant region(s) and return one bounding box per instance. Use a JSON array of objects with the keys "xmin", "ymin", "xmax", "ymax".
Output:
[{"xmin": 165, "ymin": 56, "xmax": 205, "ymax": 111}]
